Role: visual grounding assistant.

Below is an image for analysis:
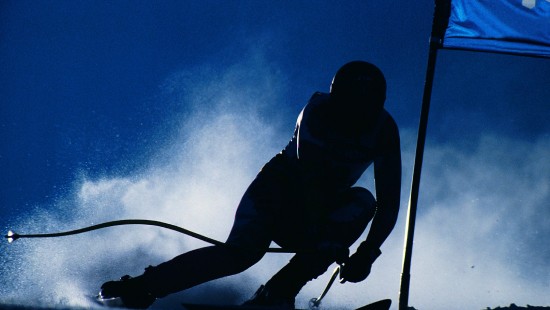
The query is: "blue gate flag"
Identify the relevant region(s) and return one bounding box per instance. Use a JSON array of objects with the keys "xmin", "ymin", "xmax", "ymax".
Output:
[{"xmin": 441, "ymin": 0, "xmax": 550, "ymax": 58}]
